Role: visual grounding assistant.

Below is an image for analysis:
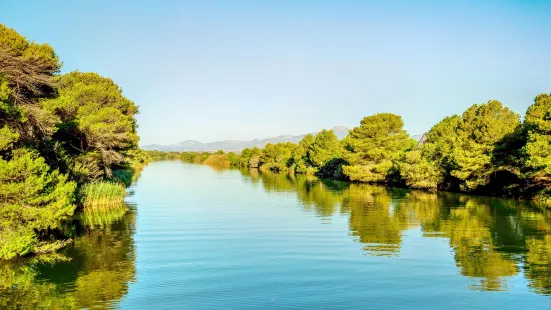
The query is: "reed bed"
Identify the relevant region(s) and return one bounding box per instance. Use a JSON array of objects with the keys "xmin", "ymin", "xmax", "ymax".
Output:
[{"xmin": 79, "ymin": 181, "xmax": 127, "ymax": 210}]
